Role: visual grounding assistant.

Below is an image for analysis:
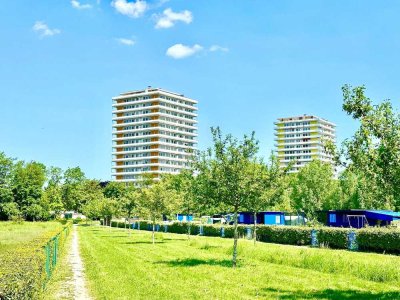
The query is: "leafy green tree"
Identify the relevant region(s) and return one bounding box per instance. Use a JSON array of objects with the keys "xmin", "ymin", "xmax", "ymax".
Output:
[
  {"xmin": 140, "ymin": 179, "xmax": 181, "ymax": 244},
  {"xmin": 341, "ymin": 85, "xmax": 400, "ymax": 210},
  {"xmin": 12, "ymin": 161, "xmax": 47, "ymax": 218},
  {"xmin": 193, "ymin": 127, "xmax": 261, "ymax": 267},
  {"xmin": 99, "ymin": 197, "xmax": 121, "ymax": 226},
  {"xmin": 120, "ymin": 186, "xmax": 140, "ymax": 230},
  {"xmin": 103, "ymin": 181, "xmax": 127, "ymax": 199},
  {"xmin": 164, "ymin": 170, "xmax": 196, "ymax": 238},
  {"xmin": 44, "ymin": 166, "xmax": 64, "ymax": 217},
  {"xmin": 291, "ymin": 160, "xmax": 339, "ymax": 221},
  {"xmin": 0, "ymin": 152, "xmax": 14, "ymax": 206},
  {"xmin": 62, "ymin": 167, "xmax": 86, "ymax": 212}
]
